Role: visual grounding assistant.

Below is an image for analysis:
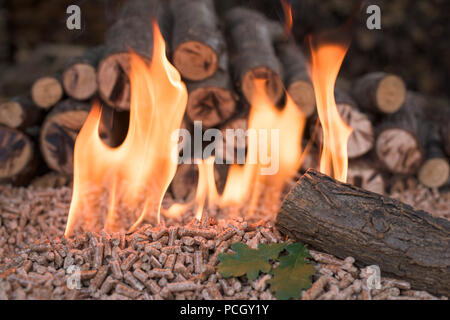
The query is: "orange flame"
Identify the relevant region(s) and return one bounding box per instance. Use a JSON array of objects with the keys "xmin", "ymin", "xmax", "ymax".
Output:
[
  {"xmin": 65, "ymin": 22, "xmax": 188, "ymax": 236},
  {"xmin": 221, "ymin": 79, "xmax": 306, "ymax": 216},
  {"xmin": 281, "ymin": 0, "xmax": 293, "ymax": 37},
  {"xmin": 308, "ymin": 39, "xmax": 352, "ymax": 182}
]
